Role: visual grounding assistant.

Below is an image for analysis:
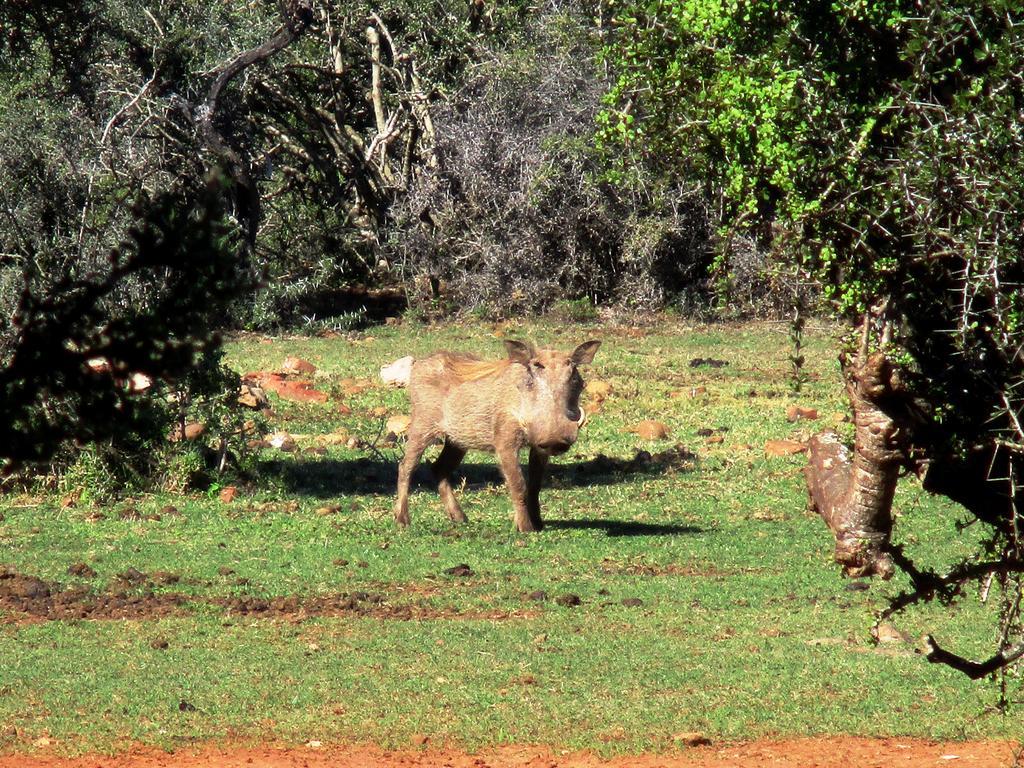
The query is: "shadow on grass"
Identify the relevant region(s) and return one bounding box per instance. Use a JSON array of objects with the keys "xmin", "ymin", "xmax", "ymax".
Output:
[
  {"xmin": 264, "ymin": 445, "xmax": 697, "ymax": 500},
  {"xmin": 543, "ymin": 519, "xmax": 703, "ymax": 537}
]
